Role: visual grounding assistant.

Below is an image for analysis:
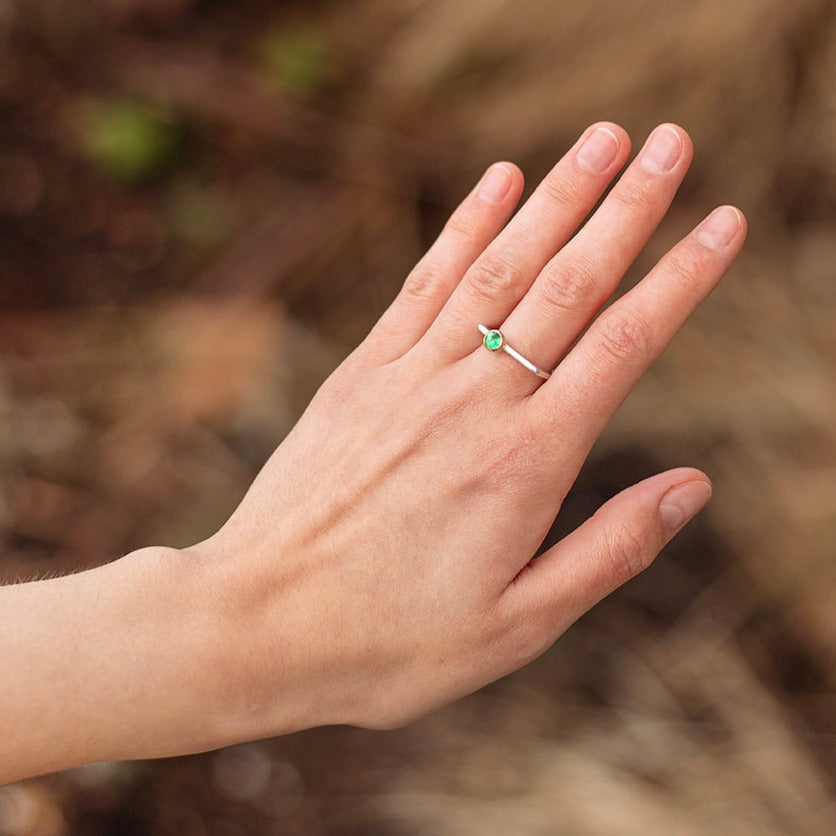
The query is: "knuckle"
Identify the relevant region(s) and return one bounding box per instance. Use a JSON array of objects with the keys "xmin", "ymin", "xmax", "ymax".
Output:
[
  {"xmin": 468, "ymin": 250, "xmax": 521, "ymax": 301},
  {"xmin": 663, "ymin": 245, "xmax": 705, "ymax": 291},
  {"xmin": 310, "ymin": 366, "xmax": 355, "ymax": 412},
  {"xmin": 539, "ymin": 257, "xmax": 600, "ymax": 314},
  {"xmin": 596, "ymin": 309, "xmax": 652, "ymax": 364},
  {"xmin": 539, "ymin": 171, "xmax": 583, "ymax": 209},
  {"xmin": 603, "ymin": 521, "xmax": 651, "ymax": 583},
  {"xmin": 443, "ymin": 208, "xmax": 480, "ymax": 241},
  {"xmin": 612, "ymin": 177, "xmax": 656, "ymax": 216},
  {"xmin": 400, "ymin": 263, "xmax": 442, "ymax": 304}
]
